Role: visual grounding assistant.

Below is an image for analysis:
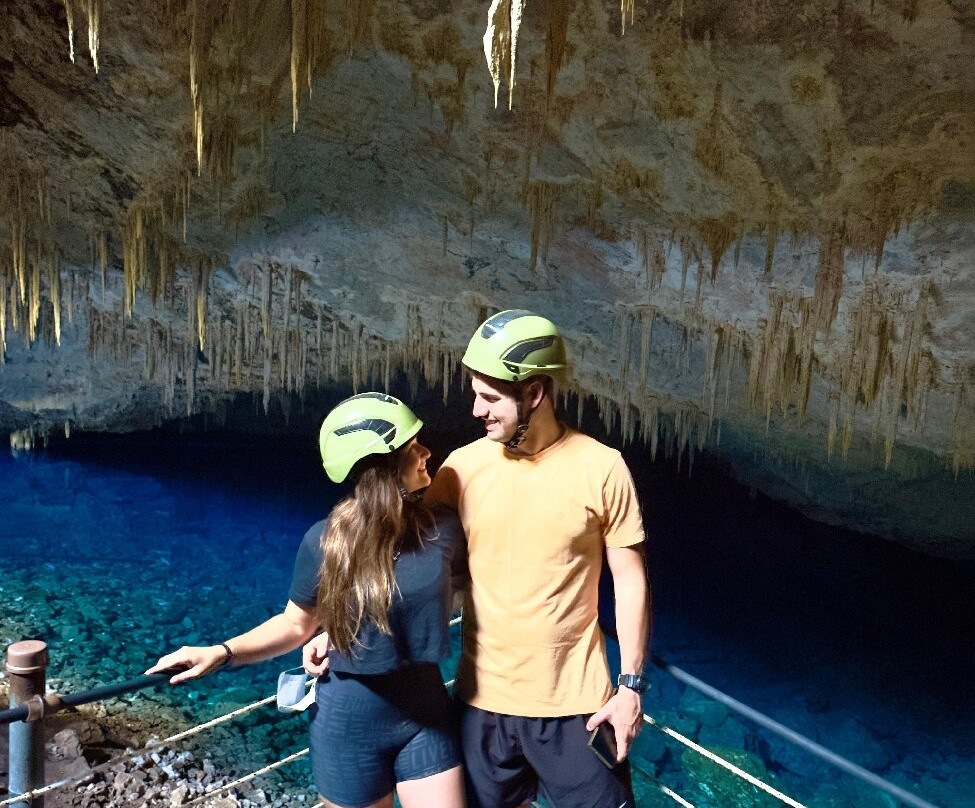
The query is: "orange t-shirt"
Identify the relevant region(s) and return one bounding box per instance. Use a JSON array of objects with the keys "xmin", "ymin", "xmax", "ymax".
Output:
[{"xmin": 425, "ymin": 426, "xmax": 646, "ymax": 716}]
